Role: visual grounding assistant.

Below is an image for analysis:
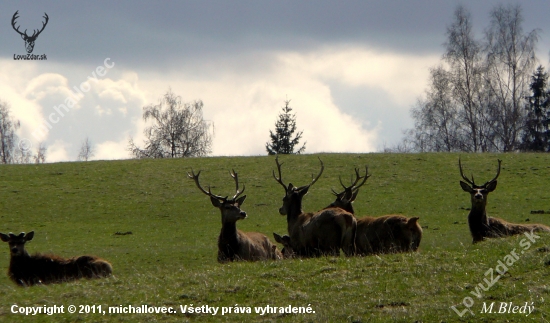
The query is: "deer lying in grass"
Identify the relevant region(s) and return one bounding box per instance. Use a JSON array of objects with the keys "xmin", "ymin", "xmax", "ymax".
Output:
[
  {"xmin": 0, "ymin": 231, "xmax": 112, "ymax": 286},
  {"xmin": 459, "ymin": 158, "xmax": 550, "ymax": 243},
  {"xmin": 188, "ymin": 169, "xmax": 282, "ymax": 262},
  {"xmin": 328, "ymin": 167, "xmax": 422, "ymax": 255},
  {"xmin": 272, "ymin": 157, "xmax": 356, "ymax": 257}
]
